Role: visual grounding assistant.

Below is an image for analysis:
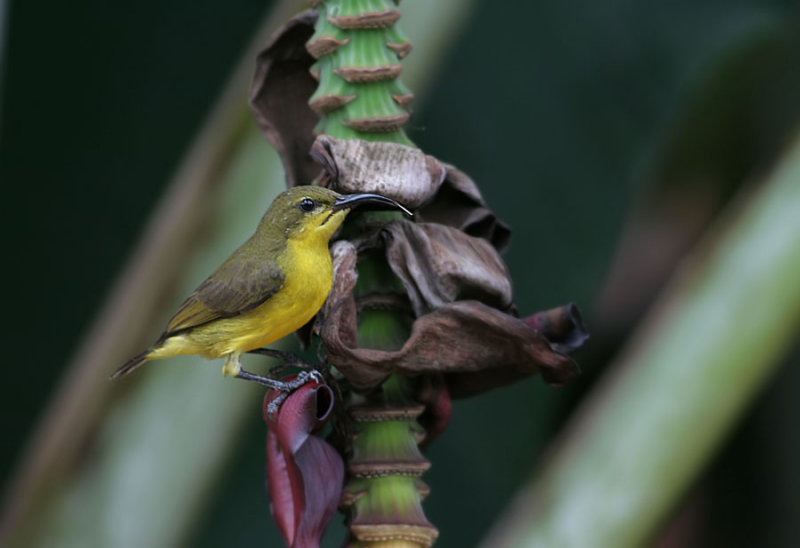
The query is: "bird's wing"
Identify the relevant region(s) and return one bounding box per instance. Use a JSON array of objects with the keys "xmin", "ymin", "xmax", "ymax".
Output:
[{"xmin": 164, "ymin": 257, "xmax": 286, "ymax": 335}]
